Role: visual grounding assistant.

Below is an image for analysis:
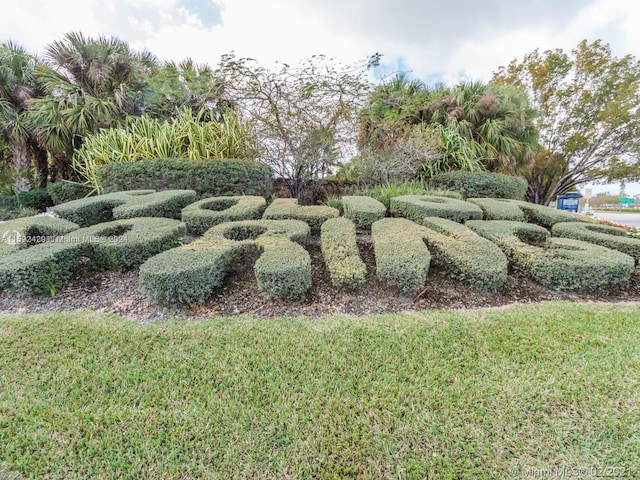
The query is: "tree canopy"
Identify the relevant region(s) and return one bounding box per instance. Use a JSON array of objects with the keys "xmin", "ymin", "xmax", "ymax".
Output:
[{"xmin": 493, "ymin": 39, "xmax": 640, "ymax": 205}]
